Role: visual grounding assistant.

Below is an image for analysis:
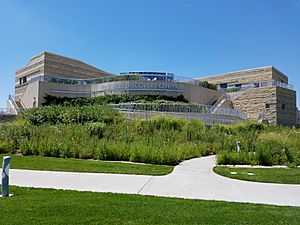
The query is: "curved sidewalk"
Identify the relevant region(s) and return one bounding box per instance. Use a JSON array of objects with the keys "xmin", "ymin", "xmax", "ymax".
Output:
[{"xmin": 10, "ymin": 156, "xmax": 300, "ymax": 207}]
